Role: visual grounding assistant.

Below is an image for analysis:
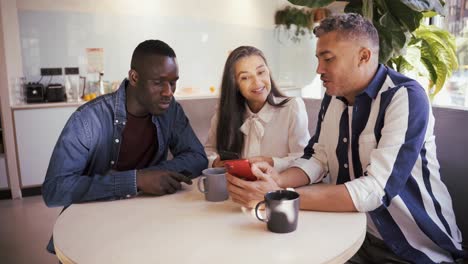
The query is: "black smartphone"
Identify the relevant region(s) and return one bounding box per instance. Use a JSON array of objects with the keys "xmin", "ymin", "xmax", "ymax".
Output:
[
  {"xmin": 219, "ymin": 150, "xmax": 240, "ymax": 161},
  {"xmin": 177, "ymin": 170, "xmax": 193, "ymax": 185}
]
